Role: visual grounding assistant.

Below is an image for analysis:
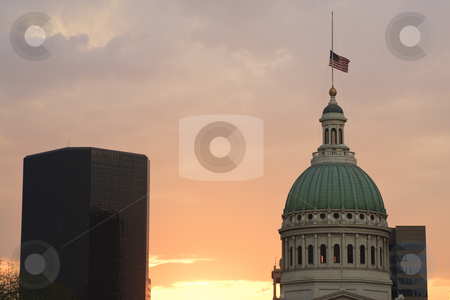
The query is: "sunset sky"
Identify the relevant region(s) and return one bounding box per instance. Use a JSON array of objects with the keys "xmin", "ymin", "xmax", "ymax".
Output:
[{"xmin": 1, "ymin": 0, "xmax": 450, "ymax": 299}]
